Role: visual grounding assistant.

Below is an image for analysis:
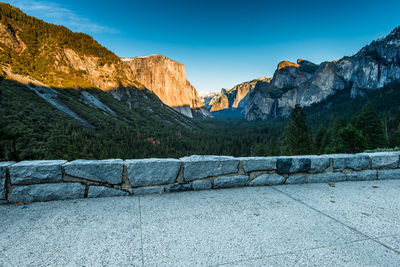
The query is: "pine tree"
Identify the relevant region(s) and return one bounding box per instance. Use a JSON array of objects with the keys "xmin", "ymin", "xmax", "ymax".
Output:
[
  {"xmin": 352, "ymin": 102, "xmax": 386, "ymax": 149},
  {"xmin": 315, "ymin": 126, "xmax": 328, "ymax": 154},
  {"xmin": 323, "ymin": 118, "xmax": 345, "ymax": 154},
  {"xmin": 338, "ymin": 124, "xmax": 367, "ymax": 153},
  {"xmin": 282, "ymin": 105, "xmax": 313, "ymax": 155}
]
